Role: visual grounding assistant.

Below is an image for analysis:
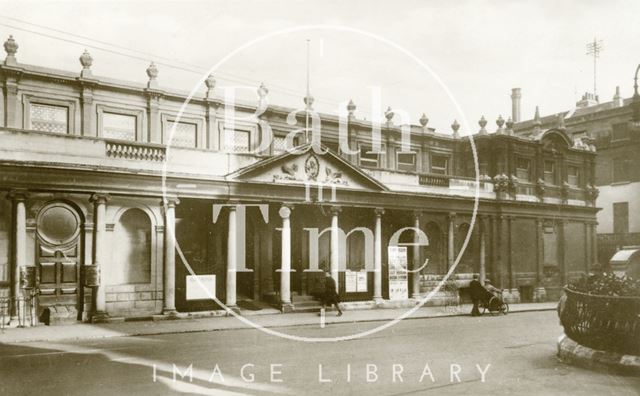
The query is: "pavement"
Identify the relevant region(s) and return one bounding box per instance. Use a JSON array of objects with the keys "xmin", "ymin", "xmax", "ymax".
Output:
[
  {"xmin": 0, "ymin": 302, "xmax": 557, "ymax": 344},
  {"xmin": 2, "ymin": 310, "xmax": 639, "ymax": 396}
]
